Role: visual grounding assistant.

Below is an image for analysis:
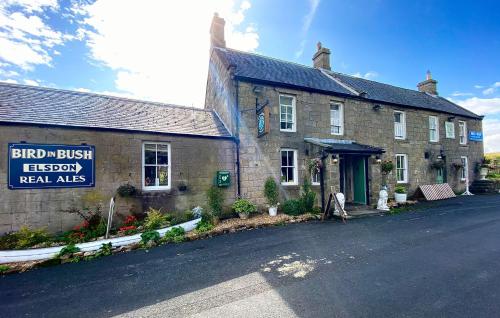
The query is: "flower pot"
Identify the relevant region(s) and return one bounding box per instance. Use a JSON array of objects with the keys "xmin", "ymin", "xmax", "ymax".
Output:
[
  {"xmin": 268, "ymin": 206, "xmax": 278, "ymax": 217},
  {"xmin": 480, "ymin": 167, "xmax": 488, "ymax": 180},
  {"xmin": 238, "ymin": 213, "xmax": 249, "ymax": 219},
  {"xmin": 394, "ymin": 192, "xmax": 407, "ymax": 203}
]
